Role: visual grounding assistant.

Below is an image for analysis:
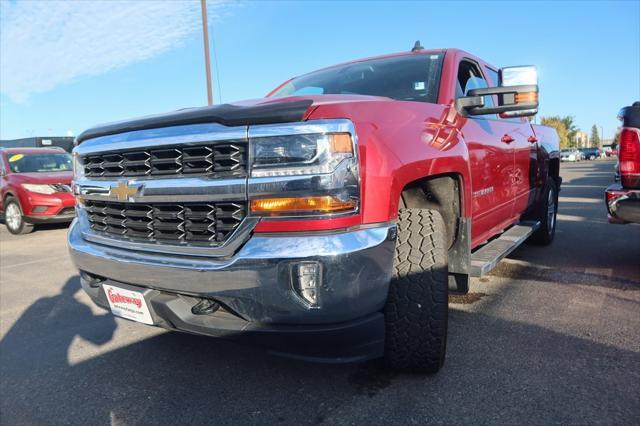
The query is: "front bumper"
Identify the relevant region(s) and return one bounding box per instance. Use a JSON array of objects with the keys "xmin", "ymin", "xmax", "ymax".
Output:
[
  {"xmin": 69, "ymin": 220, "xmax": 396, "ymax": 361},
  {"xmin": 22, "ymin": 191, "xmax": 75, "ymax": 223},
  {"xmin": 605, "ymin": 183, "xmax": 640, "ymax": 224}
]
